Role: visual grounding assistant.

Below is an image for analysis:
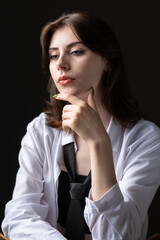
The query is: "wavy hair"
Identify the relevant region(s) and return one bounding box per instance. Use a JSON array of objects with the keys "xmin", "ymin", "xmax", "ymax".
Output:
[{"xmin": 40, "ymin": 10, "xmax": 143, "ymax": 128}]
